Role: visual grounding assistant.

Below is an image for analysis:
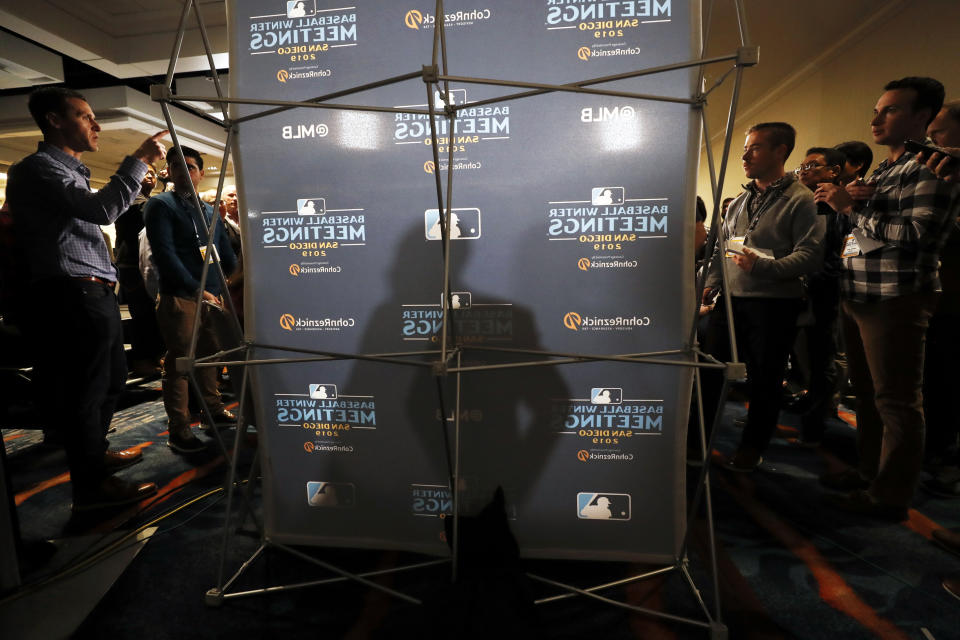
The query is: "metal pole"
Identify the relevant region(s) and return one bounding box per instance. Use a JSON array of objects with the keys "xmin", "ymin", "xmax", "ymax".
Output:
[
  {"xmin": 191, "ymin": 0, "xmax": 229, "ymax": 121},
  {"xmin": 215, "ymin": 347, "xmax": 251, "ymax": 590},
  {"xmin": 425, "ymin": 78, "xmax": 451, "ymax": 363},
  {"xmin": 157, "ymin": 102, "xmax": 207, "ymax": 364},
  {"xmin": 713, "ymin": 64, "xmax": 747, "ymax": 364},
  {"xmin": 163, "ymin": 0, "xmax": 194, "ymax": 88},
  {"xmin": 451, "ymin": 350, "xmax": 462, "ymax": 582},
  {"xmin": 439, "ymin": 75, "xmax": 696, "ymax": 105},
  {"xmin": 734, "ymin": 0, "xmax": 752, "ymax": 47},
  {"xmin": 230, "ymin": 71, "xmax": 425, "ymax": 124}
]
